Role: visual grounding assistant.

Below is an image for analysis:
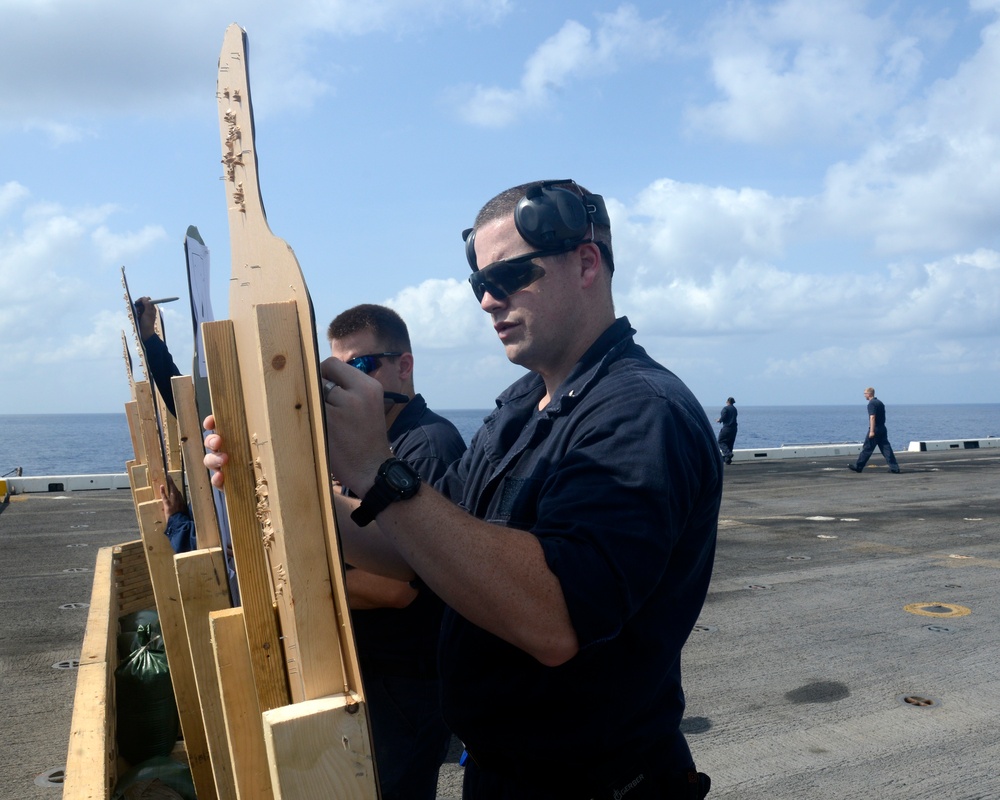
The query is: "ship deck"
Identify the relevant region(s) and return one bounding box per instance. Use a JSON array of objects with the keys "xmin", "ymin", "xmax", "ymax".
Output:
[{"xmin": 2, "ymin": 447, "xmax": 997, "ymax": 798}]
